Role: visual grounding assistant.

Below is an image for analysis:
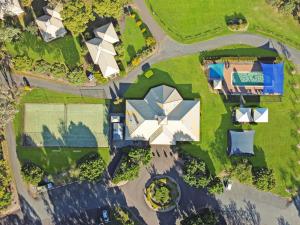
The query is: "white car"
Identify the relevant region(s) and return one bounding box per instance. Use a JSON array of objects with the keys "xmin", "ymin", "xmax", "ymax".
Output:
[{"xmin": 101, "ymin": 209, "xmax": 110, "ymax": 223}]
